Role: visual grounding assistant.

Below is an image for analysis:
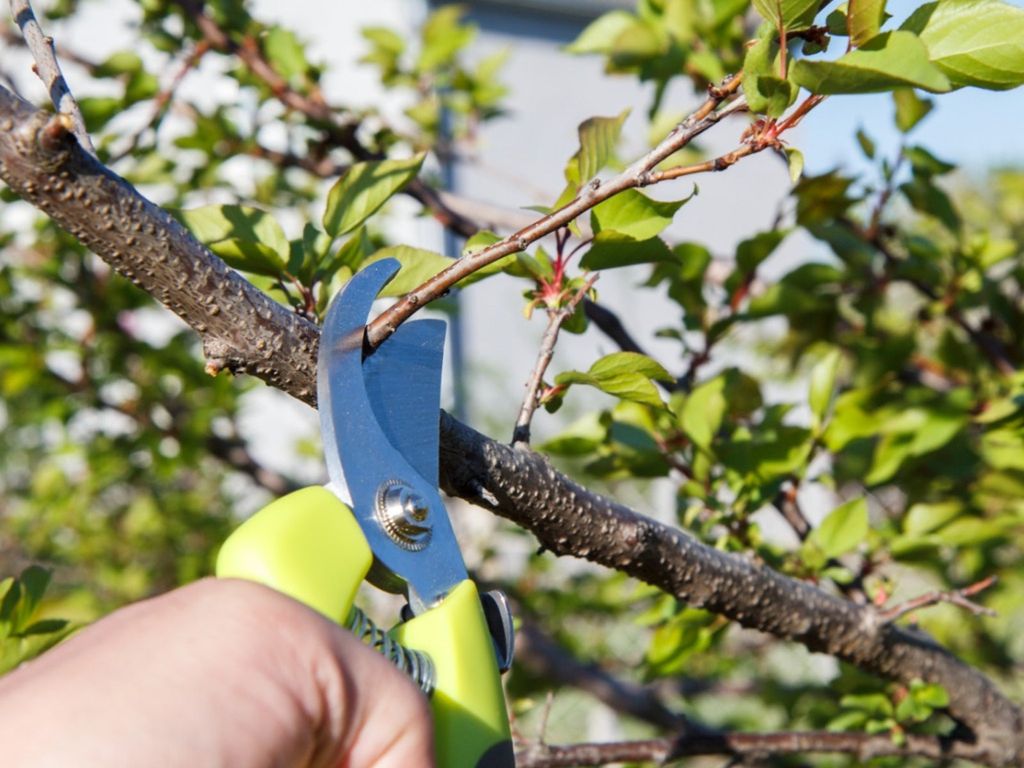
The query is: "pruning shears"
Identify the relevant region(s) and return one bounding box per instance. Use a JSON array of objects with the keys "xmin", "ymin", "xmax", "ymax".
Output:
[{"xmin": 215, "ymin": 259, "xmax": 515, "ymax": 767}]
